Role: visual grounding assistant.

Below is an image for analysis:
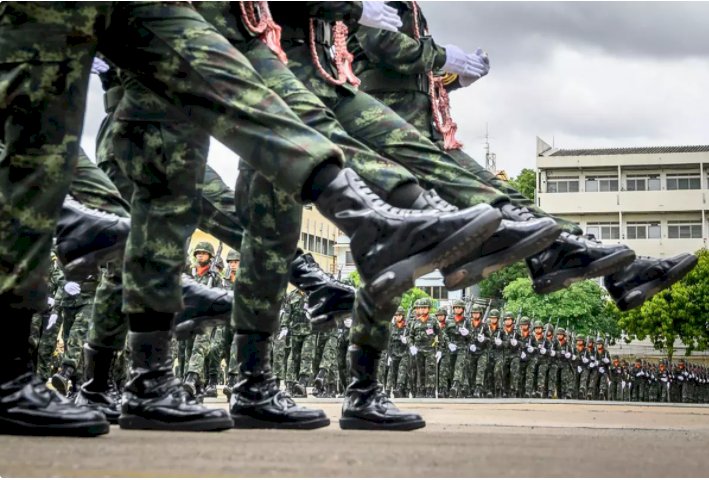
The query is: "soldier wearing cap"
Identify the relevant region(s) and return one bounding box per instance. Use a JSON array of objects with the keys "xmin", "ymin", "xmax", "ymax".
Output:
[
  {"xmin": 439, "ymin": 300, "xmax": 468, "ymax": 398},
  {"xmin": 466, "ymin": 304, "xmax": 491, "ymax": 398},
  {"xmin": 408, "ymin": 298, "xmax": 440, "ymax": 397},
  {"xmin": 511, "ymin": 316, "xmax": 531, "ymax": 397},
  {"xmin": 386, "ymin": 307, "xmax": 411, "ymax": 398}
]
